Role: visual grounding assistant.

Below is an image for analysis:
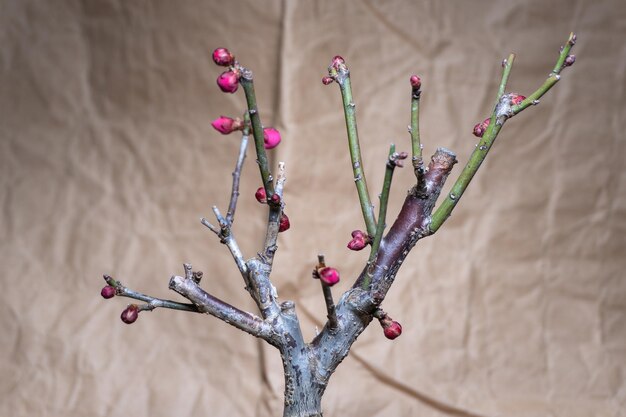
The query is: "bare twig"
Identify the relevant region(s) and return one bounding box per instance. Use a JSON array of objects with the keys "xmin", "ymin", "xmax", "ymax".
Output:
[
  {"xmin": 316, "ymin": 254, "xmax": 338, "ymax": 332},
  {"xmin": 226, "ymin": 113, "xmax": 250, "ymax": 225},
  {"xmin": 200, "ymin": 217, "xmax": 220, "ymax": 235},
  {"xmin": 201, "ymin": 211, "xmax": 248, "ymax": 277},
  {"xmin": 103, "ymin": 274, "xmax": 199, "ymax": 313}
]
